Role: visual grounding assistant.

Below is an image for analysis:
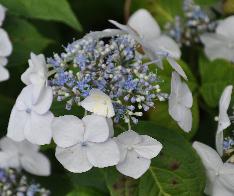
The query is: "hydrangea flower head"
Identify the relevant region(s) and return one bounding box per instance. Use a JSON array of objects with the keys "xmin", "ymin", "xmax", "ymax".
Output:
[{"xmin": 48, "ymin": 33, "xmax": 166, "ymax": 124}]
